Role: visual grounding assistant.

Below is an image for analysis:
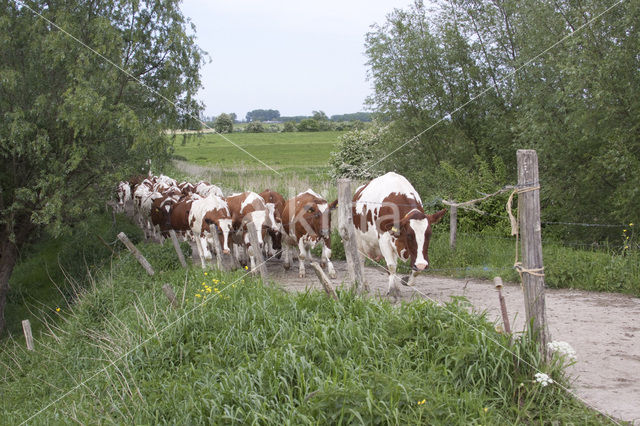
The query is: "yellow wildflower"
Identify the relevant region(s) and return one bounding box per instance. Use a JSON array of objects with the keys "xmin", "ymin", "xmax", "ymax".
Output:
[
  {"xmin": 196, "ymin": 294, "xmax": 202, "ymax": 298},
  {"xmin": 244, "ymin": 266, "xmax": 249, "ymax": 270},
  {"xmin": 484, "ymin": 407, "xmax": 488, "ymax": 413},
  {"xmin": 56, "ymin": 307, "xmax": 61, "ymax": 312},
  {"xmin": 204, "ymin": 272, "xmax": 208, "ymax": 276},
  {"xmin": 417, "ymin": 399, "xmax": 426, "ymax": 405}
]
